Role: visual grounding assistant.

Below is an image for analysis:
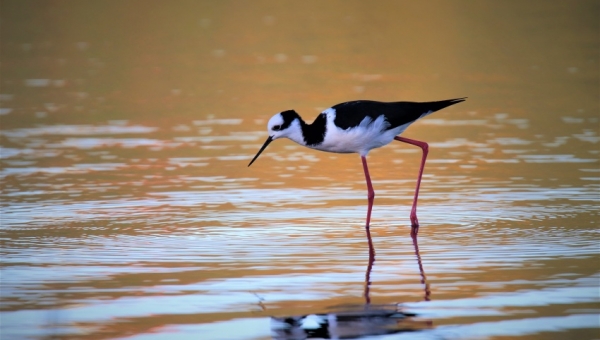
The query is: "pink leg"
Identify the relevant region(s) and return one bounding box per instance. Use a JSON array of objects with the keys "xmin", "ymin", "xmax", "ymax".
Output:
[
  {"xmin": 394, "ymin": 136, "xmax": 429, "ymax": 228},
  {"xmin": 361, "ymin": 156, "xmax": 375, "ymax": 228},
  {"xmin": 362, "ymin": 157, "xmax": 377, "ymax": 301}
]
